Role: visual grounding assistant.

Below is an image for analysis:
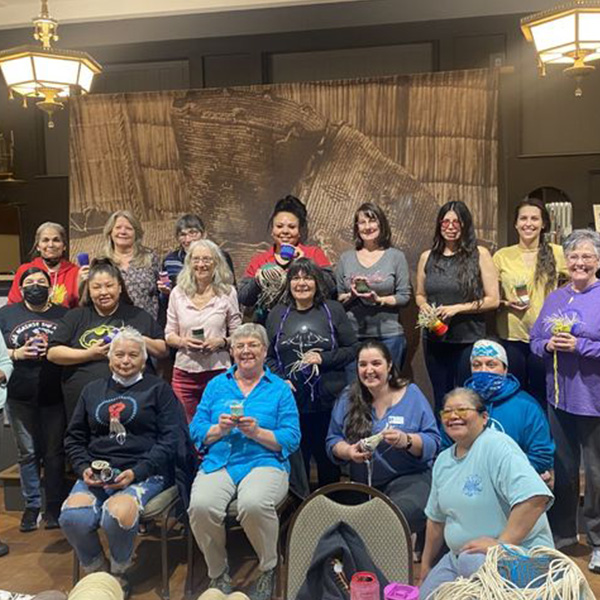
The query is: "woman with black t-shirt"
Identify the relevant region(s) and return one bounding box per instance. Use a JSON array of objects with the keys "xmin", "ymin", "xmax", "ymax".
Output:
[
  {"xmin": 48, "ymin": 259, "xmax": 168, "ymax": 420},
  {"xmin": 415, "ymin": 201, "xmax": 499, "ymax": 413},
  {"xmin": 266, "ymin": 258, "xmax": 358, "ymax": 487},
  {"xmin": 0, "ymin": 267, "xmax": 67, "ymax": 532}
]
